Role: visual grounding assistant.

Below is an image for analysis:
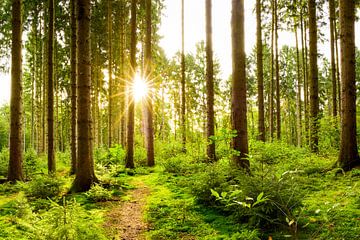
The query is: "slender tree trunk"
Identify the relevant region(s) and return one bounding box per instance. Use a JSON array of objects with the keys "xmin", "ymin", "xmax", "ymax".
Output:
[
  {"xmin": 275, "ymin": 0, "xmax": 280, "ymax": 140},
  {"xmin": 256, "ymin": 0, "xmax": 265, "ymax": 142},
  {"xmin": 70, "ymin": 0, "xmax": 77, "ymax": 174},
  {"xmin": 205, "ymin": 0, "xmax": 216, "ymax": 161},
  {"xmin": 145, "ymin": 0, "xmax": 155, "ymax": 167},
  {"xmin": 329, "ymin": 0, "xmax": 337, "ymax": 117},
  {"xmin": 308, "ymin": 0, "xmax": 319, "ymax": 153},
  {"xmin": 47, "ymin": 0, "xmax": 55, "ymax": 174},
  {"xmin": 334, "ymin": 19, "xmax": 341, "ymax": 118},
  {"xmin": 125, "ymin": 0, "xmax": 137, "ymax": 169},
  {"xmin": 269, "ymin": 0, "xmax": 275, "ymax": 141},
  {"xmin": 108, "ymin": 0, "xmax": 113, "ymax": 147},
  {"xmin": 8, "ymin": 0, "xmax": 24, "ymax": 182},
  {"xmin": 338, "ymin": 0, "xmax": 359, "ymax": 170},
  {"xmin": 72, "ymin": 0, "xmax": 97, "ymax": 192},
  {"xmin": 231, "ymin": 0, "xmax": 249, "ymax": 170},
  {"xmin": 295, "ymin": 25, "xmax": 302, "ymax": 147},
  {"xmin": 181, "ymin": 0, "xmax": 186, "ymax": 152},
  {"xmin": 119, "ymin": 2, "xmax": 126, "ymax": 147}
]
